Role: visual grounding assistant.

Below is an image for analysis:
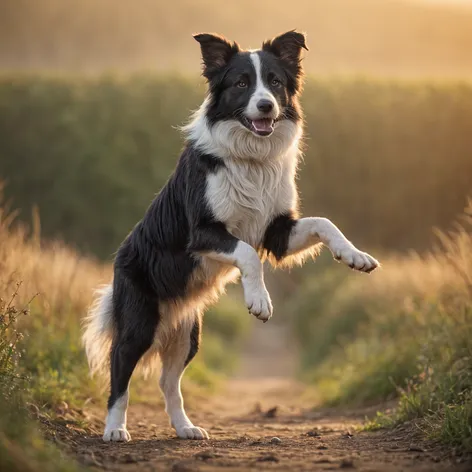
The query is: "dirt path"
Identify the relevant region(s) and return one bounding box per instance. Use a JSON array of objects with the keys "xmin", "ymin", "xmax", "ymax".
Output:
[{"xmin": 60, "ymin": 320, "xmax": 469, "ymax": 471}]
